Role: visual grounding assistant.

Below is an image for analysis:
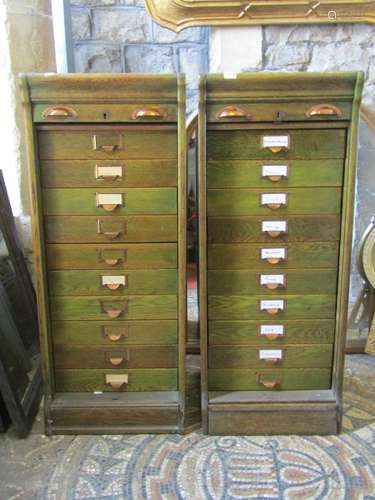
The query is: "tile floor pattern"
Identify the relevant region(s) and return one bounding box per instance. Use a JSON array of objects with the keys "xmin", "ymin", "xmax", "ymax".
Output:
[{"xmin": 0, "ymin": 355, "xmax": 375, "ymax": 500}]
